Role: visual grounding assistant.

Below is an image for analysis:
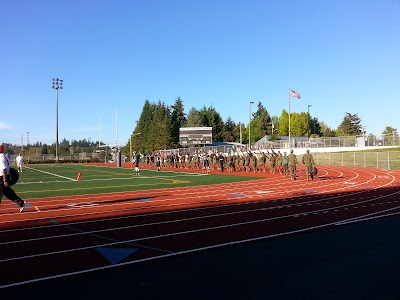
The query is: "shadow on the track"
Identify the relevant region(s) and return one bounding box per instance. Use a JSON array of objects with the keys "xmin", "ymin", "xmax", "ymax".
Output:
[{"xmin": 38, "ymin": 194, "xmax": 171, "ymax": 212}]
